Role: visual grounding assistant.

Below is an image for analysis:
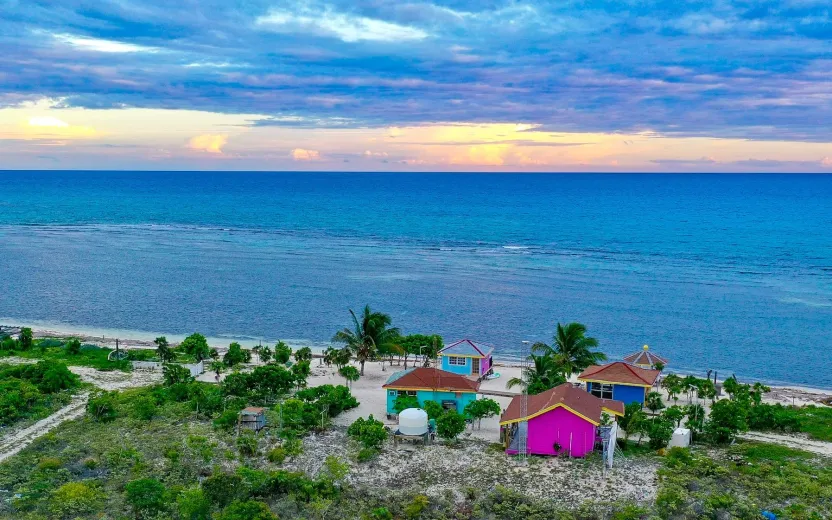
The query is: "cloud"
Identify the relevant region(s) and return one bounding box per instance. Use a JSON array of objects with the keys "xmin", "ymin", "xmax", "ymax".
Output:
[
  {"xmin": 188, "ymin": 134, "xmax": 227, "ymax": 154},
  {"xmin": 256, "ymin": 7, "xmax": 428, "ymax": 42},
  {"xmin": 29, "ymin": 117, "xmax": 69, "ymax": 128},
  {"xmin": 51, "ymin": 34, "xmax": 158, "ymax": 53},
  {"xmin": 291, "ymin": 148, "xmax": 320, "ymax": 160}
]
